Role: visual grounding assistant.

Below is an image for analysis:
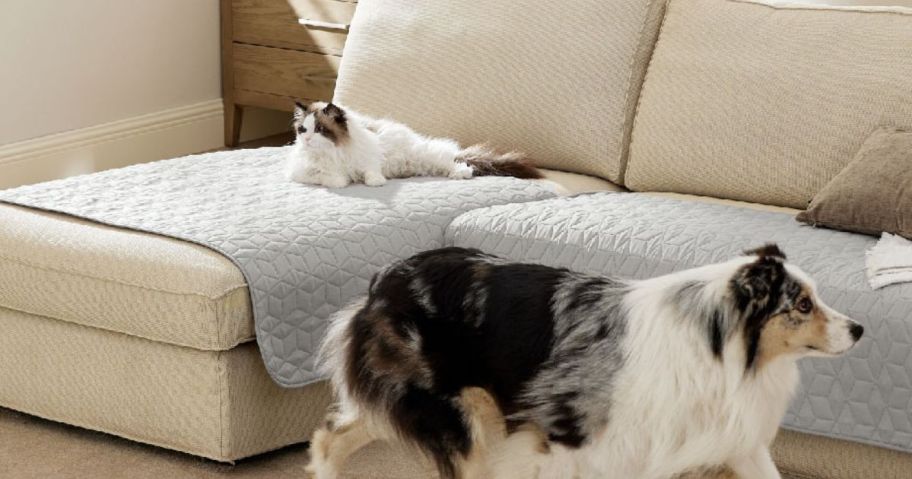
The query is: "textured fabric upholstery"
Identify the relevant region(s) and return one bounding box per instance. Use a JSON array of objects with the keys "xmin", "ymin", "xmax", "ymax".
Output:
[
  {"xmin": 0, "ymin": 204, "xmax": 253, "ymax": 351},
  {"xmin": 0, "ymin": 306, "xmax": 330, "ymax": 462},
  {"xmin": 796, "ymin": 127, "xmax": 912, "ymax": 239},
  {"xmin": 626, "ymin": 0, "xmax": 912, "ymax": 208},
  {"xmin": 538, "ymin": 169, "xmax": 626, "ymax": 195},
  {"xmin": 335, "ymin": 0, "xmax": 667, "ymax": 182},
  {"xmin": 773, "ymin": 429, "xmax": 912, "ymax": 479}
]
